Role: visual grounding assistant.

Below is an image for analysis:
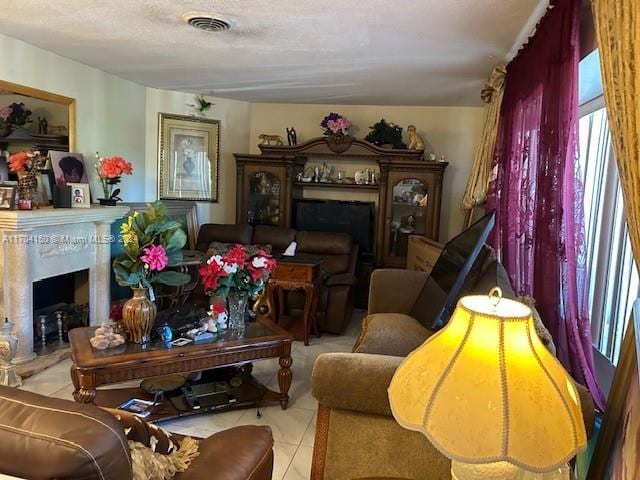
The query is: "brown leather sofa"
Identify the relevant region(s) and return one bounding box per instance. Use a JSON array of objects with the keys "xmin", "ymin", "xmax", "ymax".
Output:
[
  {"xmin": 196, "ymin": 223, "xmax": 358, "ymax": 334},
  {"xmin": 0, "ymin": 386, "xmax": 273, "ymax": 480},
  {"xmin": 310, "ymin": 253, "xmax": 596, "ymax": 480}
]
